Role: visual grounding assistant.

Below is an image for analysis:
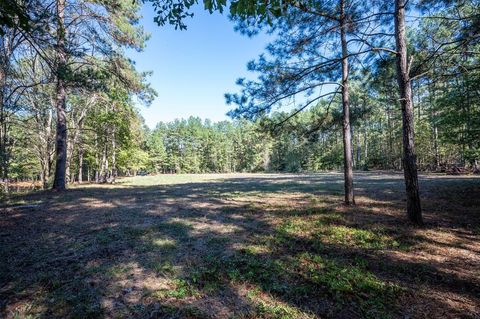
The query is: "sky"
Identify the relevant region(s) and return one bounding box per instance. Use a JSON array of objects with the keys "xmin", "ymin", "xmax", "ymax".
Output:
[{"xmin": 127, "ymin": 4, "xmax": 270, "ymax": 129}]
